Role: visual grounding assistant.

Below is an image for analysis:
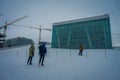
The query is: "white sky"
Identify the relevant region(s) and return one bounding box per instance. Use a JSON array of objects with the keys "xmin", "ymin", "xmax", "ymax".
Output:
[{"xmin": 0, "ymin": 0, "xmax": 120, "ymax": 45}]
